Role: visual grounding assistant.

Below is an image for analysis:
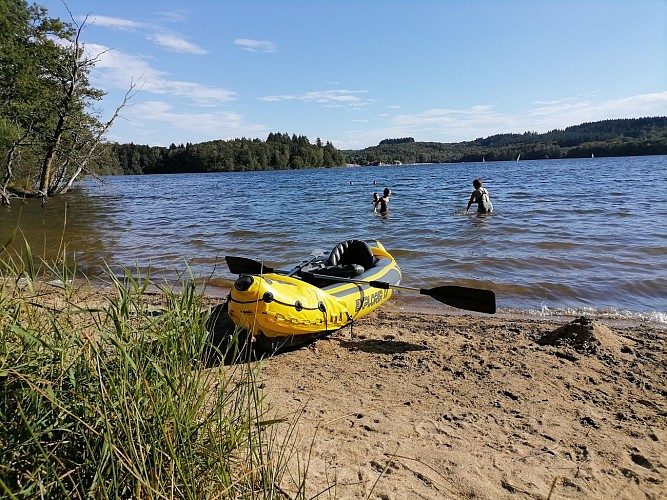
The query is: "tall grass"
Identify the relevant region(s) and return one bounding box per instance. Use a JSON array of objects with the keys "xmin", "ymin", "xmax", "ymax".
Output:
[{"xmin": 0, "ymin": 247, "xmax": 301, "ymax": 498}]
